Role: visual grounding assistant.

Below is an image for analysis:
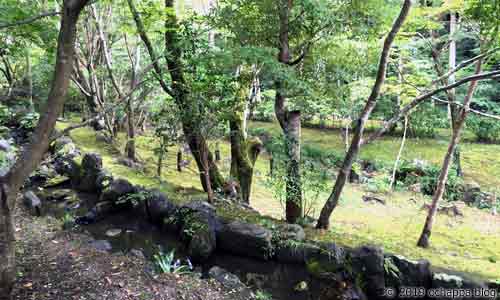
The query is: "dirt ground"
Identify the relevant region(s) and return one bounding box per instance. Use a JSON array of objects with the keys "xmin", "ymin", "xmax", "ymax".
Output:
[{"xmin": 11, "ymin": 206, "xmax": 251, "ymax": 300}]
